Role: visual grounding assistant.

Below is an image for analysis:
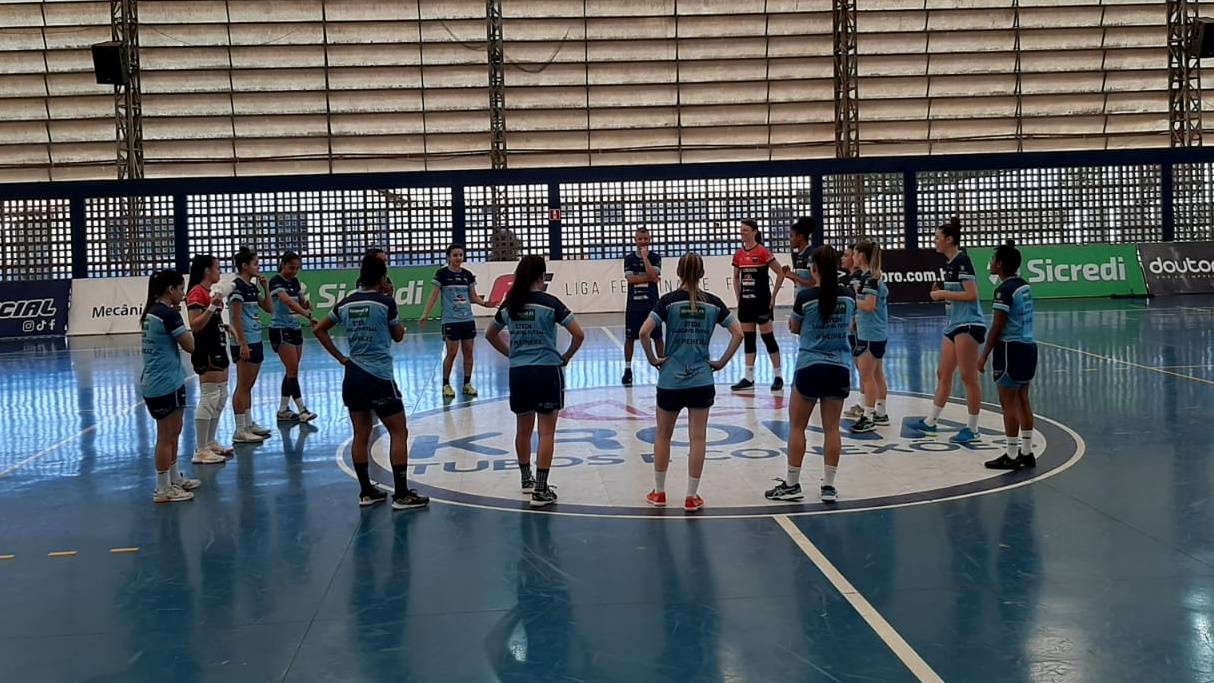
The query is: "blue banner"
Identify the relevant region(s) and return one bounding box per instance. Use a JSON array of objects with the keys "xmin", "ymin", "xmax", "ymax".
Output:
[{"xmin": 0, "ymin": 280, "xmax": 71, "ymax": 338}]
